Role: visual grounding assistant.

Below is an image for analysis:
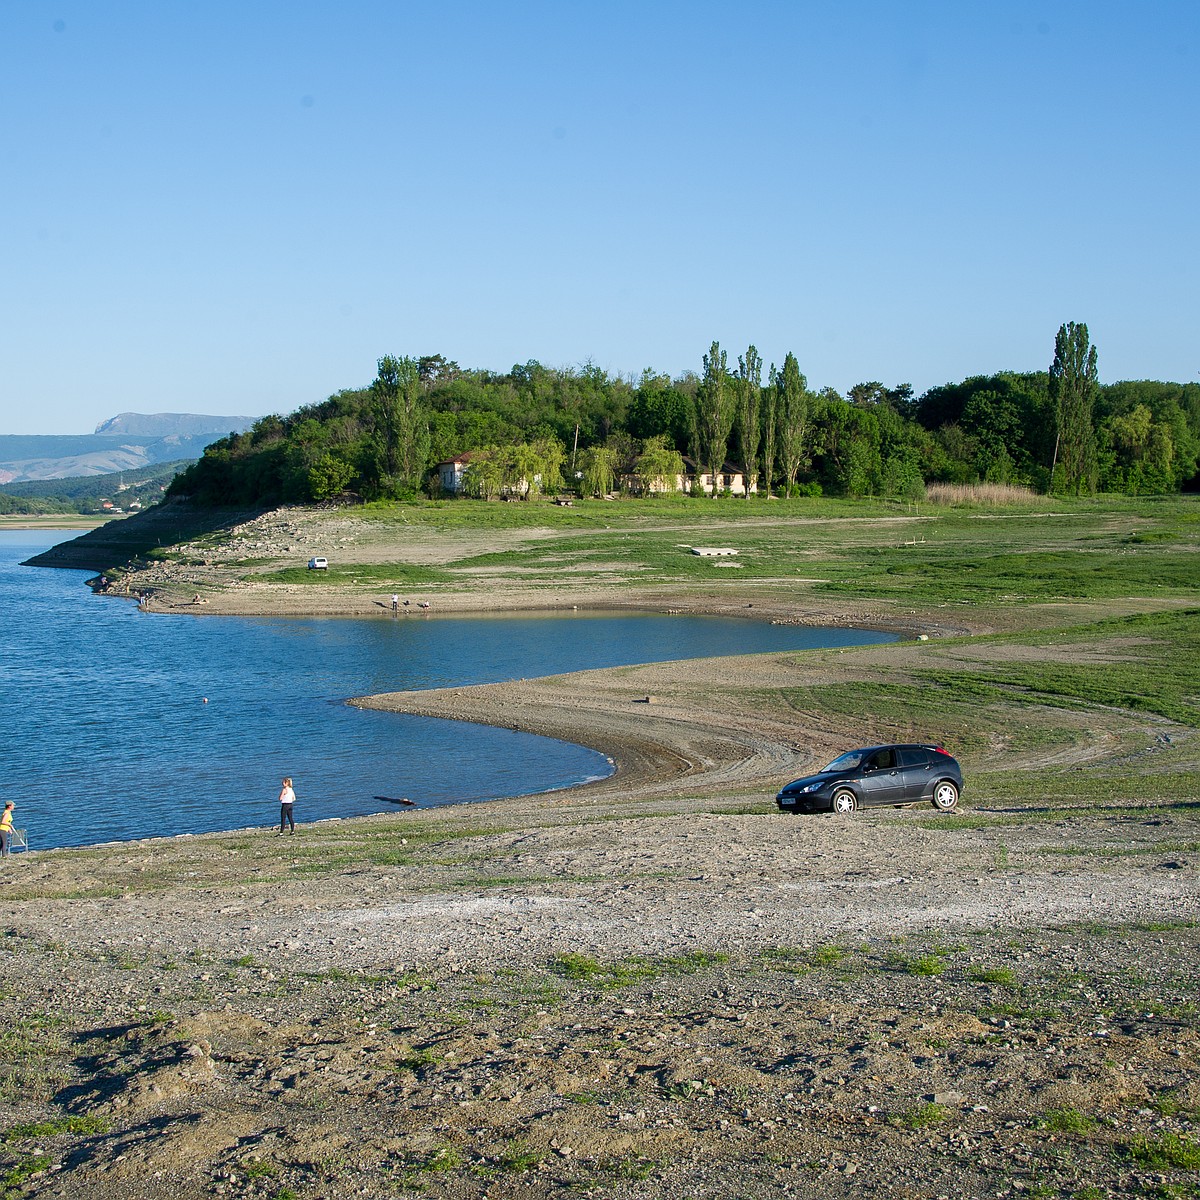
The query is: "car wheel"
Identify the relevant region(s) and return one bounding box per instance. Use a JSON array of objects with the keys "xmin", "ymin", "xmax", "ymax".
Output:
[
  {"xmin": 831, "ymin": 788, "xmax": 857, "ymax": 815},
  {"xmin": 931, "ymin": 781, "xmax": 959, "ymax": 812}
]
